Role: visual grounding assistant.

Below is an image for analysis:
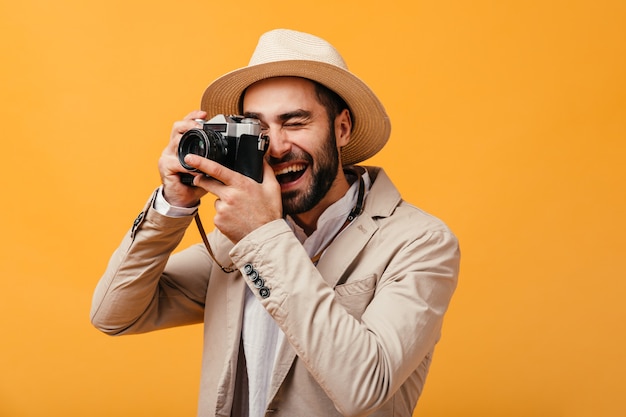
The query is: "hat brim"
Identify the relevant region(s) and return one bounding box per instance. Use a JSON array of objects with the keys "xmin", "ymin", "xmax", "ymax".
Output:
[{"xmin": 201, "ymin": 60, "xmax": 390, "ymax": 166}]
